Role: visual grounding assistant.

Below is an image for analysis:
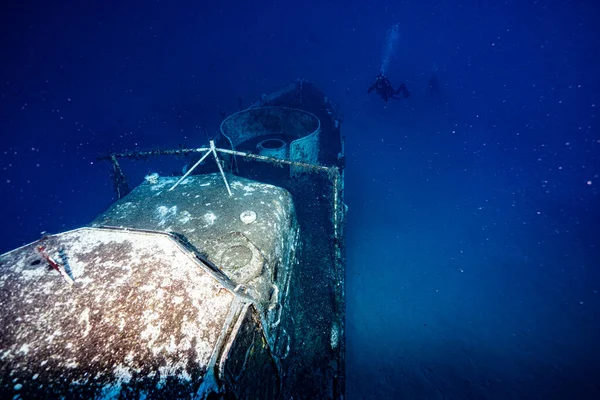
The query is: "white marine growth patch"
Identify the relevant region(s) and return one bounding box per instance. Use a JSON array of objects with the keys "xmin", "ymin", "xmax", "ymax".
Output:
[
  {"xmin": 241, "ymin": 185, "xmax": 256, "ymax": 195},
  {"xmin": 144, "ymin": 173, "xmax": 160, "ymax": 185},
  {"xmin": 230, "ymin": 180, "xmax": 273, "ymax": 195},
  {"xmin": 79, "ymin": 308, "xmax": 92, "ymax": 337},
  {"xmin": 203, "ymin": 212, "xmax": 217, "ymax": 226},
  {"xmin": 155, "ymin": 205, "xmax": 178, "ymax": 226},
  {"xmin": 147, "ymin": 176, "xmax": 177, "ymax": 192},
  {"xmin": 178, "ymin": 210, "xmax": 192, "ymax": 224},
  {"xmin": 20, "ymin": 266, "xmax": 47, "ymax": 281},
  {"xmin": 140, "ymin": 309, "xmax": 162, "ymax": 348},
  {"xmin": 17, "ymin": 344, "xmax": 29, "ymax": 355},
  {"xmin": 114, "ymin": 202, "xmax": 137, "ymax": 219},
  {"xmin": 229, "ymin": 181, "xmax": 245, "ymax": 190}
]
